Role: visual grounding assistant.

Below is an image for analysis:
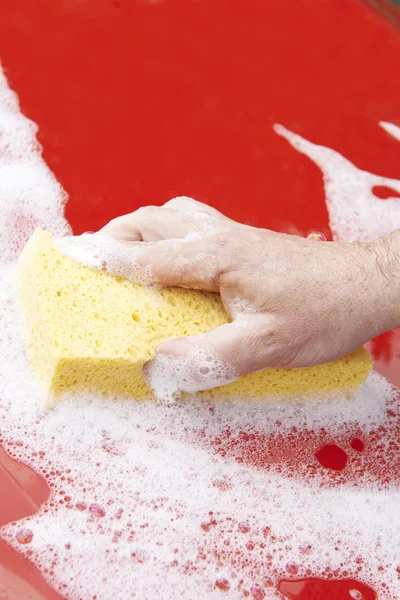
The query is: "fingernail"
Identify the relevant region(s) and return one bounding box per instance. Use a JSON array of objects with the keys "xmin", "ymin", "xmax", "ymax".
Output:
[{"xmin": 307, "ymin": 232, "xmax": 326, "ymax": 241}]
